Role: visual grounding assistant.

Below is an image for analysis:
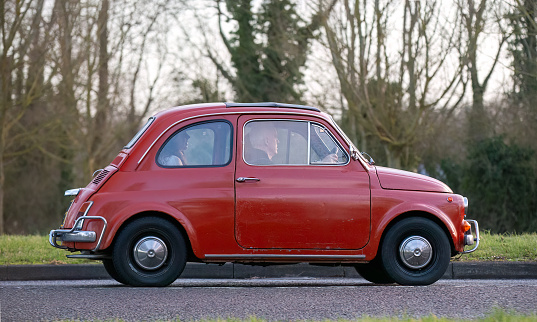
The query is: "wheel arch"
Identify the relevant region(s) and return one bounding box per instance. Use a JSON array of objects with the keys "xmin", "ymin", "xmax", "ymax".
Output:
[
  {"xmin": 376, "ymin": 211, "xmax": 457, "ymax": 259},
  {"xmin": 102, "ymin": 211, "xmax": 198, "ymax": 261}
]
